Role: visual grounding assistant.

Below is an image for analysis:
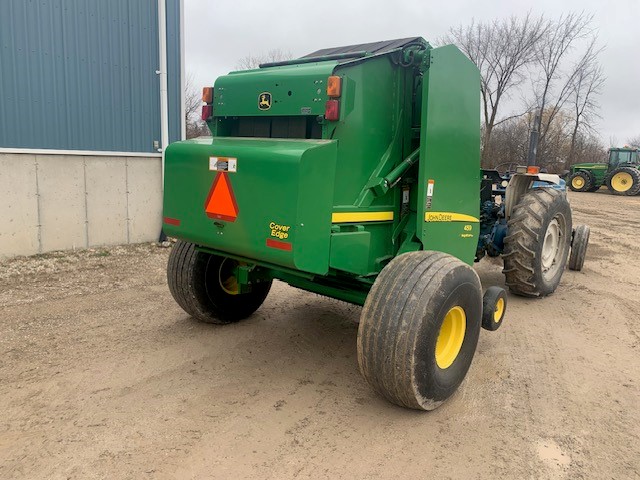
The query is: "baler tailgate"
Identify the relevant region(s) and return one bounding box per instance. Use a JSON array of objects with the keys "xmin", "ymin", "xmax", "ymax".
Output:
[{"xmin": 163, "ymin": 137, "xmax": 337, "ymax": 275}]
